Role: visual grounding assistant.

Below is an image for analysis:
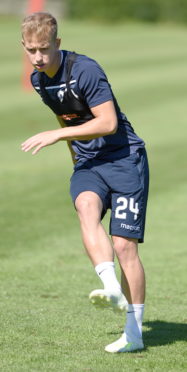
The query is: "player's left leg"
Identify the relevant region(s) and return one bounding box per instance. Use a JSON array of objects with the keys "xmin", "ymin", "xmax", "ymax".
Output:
[
  {"xmin": 105, "ymin": 236, "xmax": 145, "ymax": 353},
  {"xmin": 114, "ymin": 237, "xmax": 145, "ymax": 304},
  {"xmin": 104, "ymin": 149, "xmax": 149, "ymax": 352}
]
